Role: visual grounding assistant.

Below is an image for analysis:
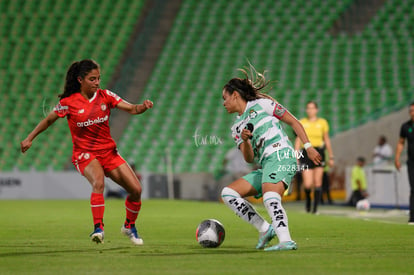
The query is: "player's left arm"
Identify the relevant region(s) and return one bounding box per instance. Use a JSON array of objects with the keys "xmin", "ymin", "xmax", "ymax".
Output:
[
  {"xmin": 116, "ymin": 99, "xmax": 153, "ymax": 115},
  {"xmin": 279, "ymin": 109, "xmax": 322, "ymax": 165}
]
